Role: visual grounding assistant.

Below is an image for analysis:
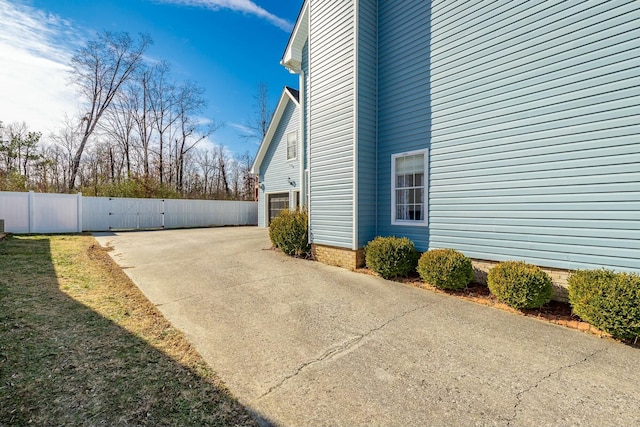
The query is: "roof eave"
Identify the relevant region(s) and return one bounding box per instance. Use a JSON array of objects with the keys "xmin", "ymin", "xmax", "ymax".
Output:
[{"xmin": 281, "ymin": 0, "xmax": 308, "ymax": 74}]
